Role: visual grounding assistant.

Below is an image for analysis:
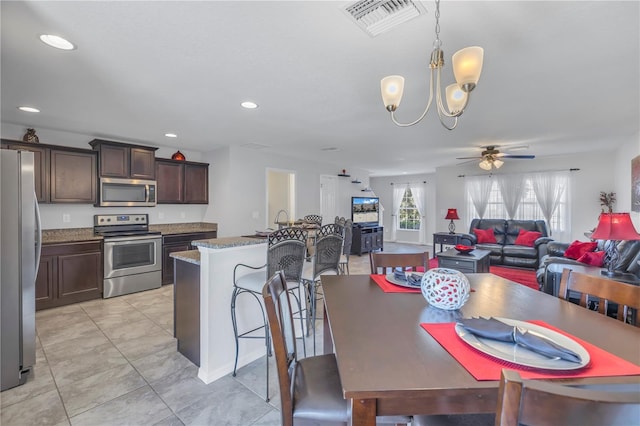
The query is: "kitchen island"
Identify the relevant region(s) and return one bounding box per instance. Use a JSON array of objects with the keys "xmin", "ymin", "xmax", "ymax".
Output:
[{"xmin": 172, "ymin": 236, "xmax": 268, "ymax": 384}]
